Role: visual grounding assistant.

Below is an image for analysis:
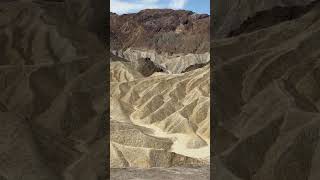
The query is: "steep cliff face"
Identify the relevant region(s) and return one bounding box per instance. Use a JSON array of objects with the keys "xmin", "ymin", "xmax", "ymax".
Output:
[{"xmin": 213, "ymin": 1, "xmax": 320, "ymax": 179}]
